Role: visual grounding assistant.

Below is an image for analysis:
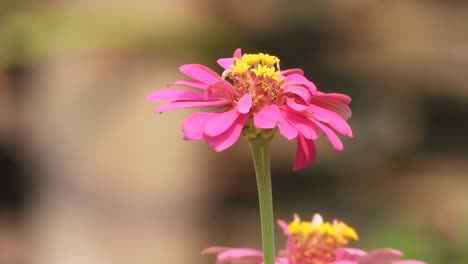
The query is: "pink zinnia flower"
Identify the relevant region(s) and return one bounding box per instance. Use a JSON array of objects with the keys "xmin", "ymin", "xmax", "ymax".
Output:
[
  {"xmin": 203, "ymin": 214, "xmax": 426, "ymax": 264},
  {"xmin": 147, "ymin": 49, "xmax": 352, "ymax": 170}
]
